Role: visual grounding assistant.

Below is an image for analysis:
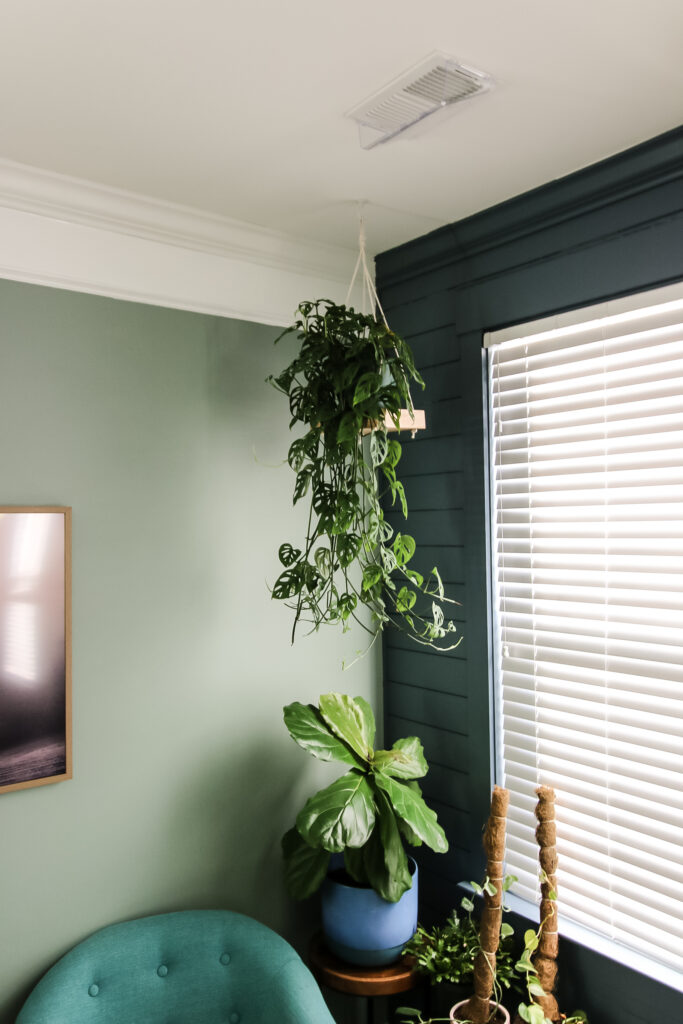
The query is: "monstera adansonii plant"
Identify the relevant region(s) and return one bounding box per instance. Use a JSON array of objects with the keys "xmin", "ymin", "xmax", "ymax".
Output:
[{"xmin": 268, "ymin": 300, "xmax": 460, "ymax": 658}]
